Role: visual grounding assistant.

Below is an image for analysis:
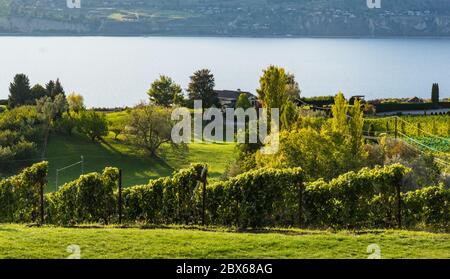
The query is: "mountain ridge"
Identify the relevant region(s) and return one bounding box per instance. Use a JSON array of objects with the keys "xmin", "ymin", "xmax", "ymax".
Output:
[{"xmin": 1, "ymin": 0, "xmax": 450, "ymax": 36}]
